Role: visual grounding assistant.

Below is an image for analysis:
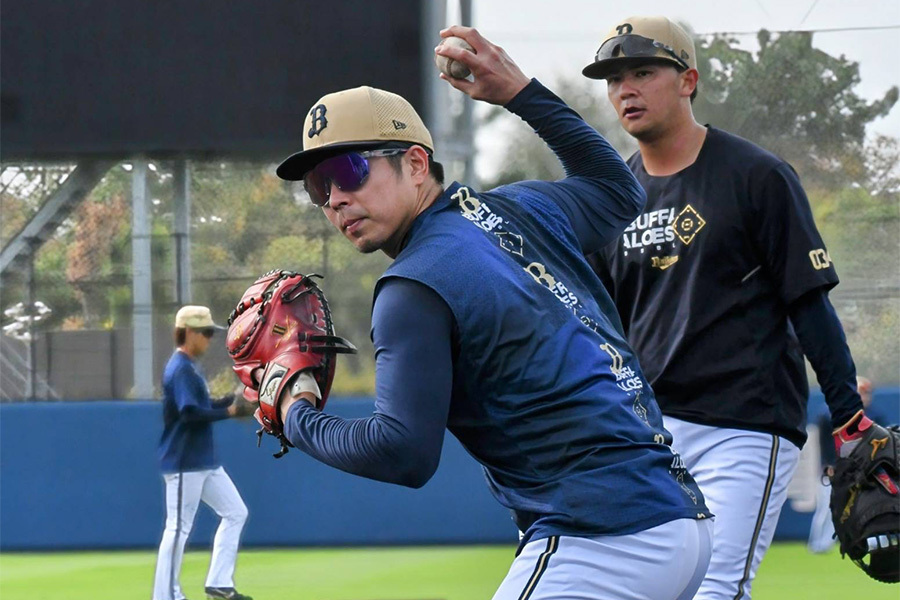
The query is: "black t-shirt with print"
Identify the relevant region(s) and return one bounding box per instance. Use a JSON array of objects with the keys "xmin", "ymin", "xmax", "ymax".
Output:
[{"xmin": 590, "ymin": 127, "xmax": 838, "ymax": 447}]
